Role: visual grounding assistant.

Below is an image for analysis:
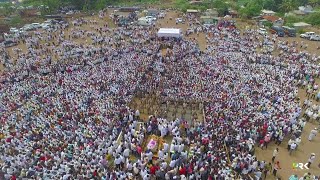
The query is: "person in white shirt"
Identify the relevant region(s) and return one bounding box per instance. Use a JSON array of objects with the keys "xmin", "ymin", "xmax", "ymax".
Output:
[
  {"xmin": 289, "ymin": 143, "xmax": 297, "ymax": 155},
  {"xmin": 287, "ymin": 139, "xmax": 293, "ymax": 151},
  {"xmin": 295, "ymin": 137, "xmax": 301, "ymax": 148},
  {"xmin": 123, "ymin": 148, "xmax": 130, "ymax": 158},
  {"xmin": 307, "ymin": 153, "xmax": 316, "ymax": 168},
  {"xmin": 169, "ymin": 159, "xmax": 176, "ymax": 168},
  {"xmin": 308, "ymin": 128, "xmax": 317, "ymax": 141},
  {"xmin": 272, "ymin": 148, "xmax": 279, "ymax": 163},
  {"xmin": 158, "ymin": 150, "xmax": 164, "ymax": 160}
]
